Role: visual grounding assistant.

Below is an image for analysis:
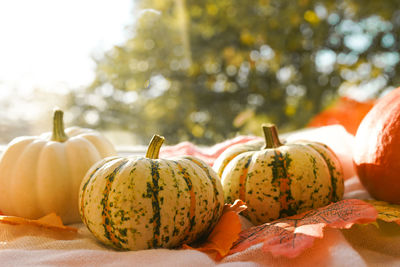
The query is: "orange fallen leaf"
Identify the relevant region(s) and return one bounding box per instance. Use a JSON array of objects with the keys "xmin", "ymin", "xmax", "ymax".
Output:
[
  {"xmin": 229, "ymin": 199, "xmax": 377, "ymax": 258},
  {"xmin": 183, "ymin": 199, "xmax": 247, "ymax": 260},
  {"xmin": 0, "ymin": 213, "xmax": 77, "ymax": 232},
  {"xmin": 0, "ymin": 213, "xmax": 78, "ymax": 242},
  {"xmin": 222, "ymin": 199, "xmax": 247, "ymax": 214}
]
